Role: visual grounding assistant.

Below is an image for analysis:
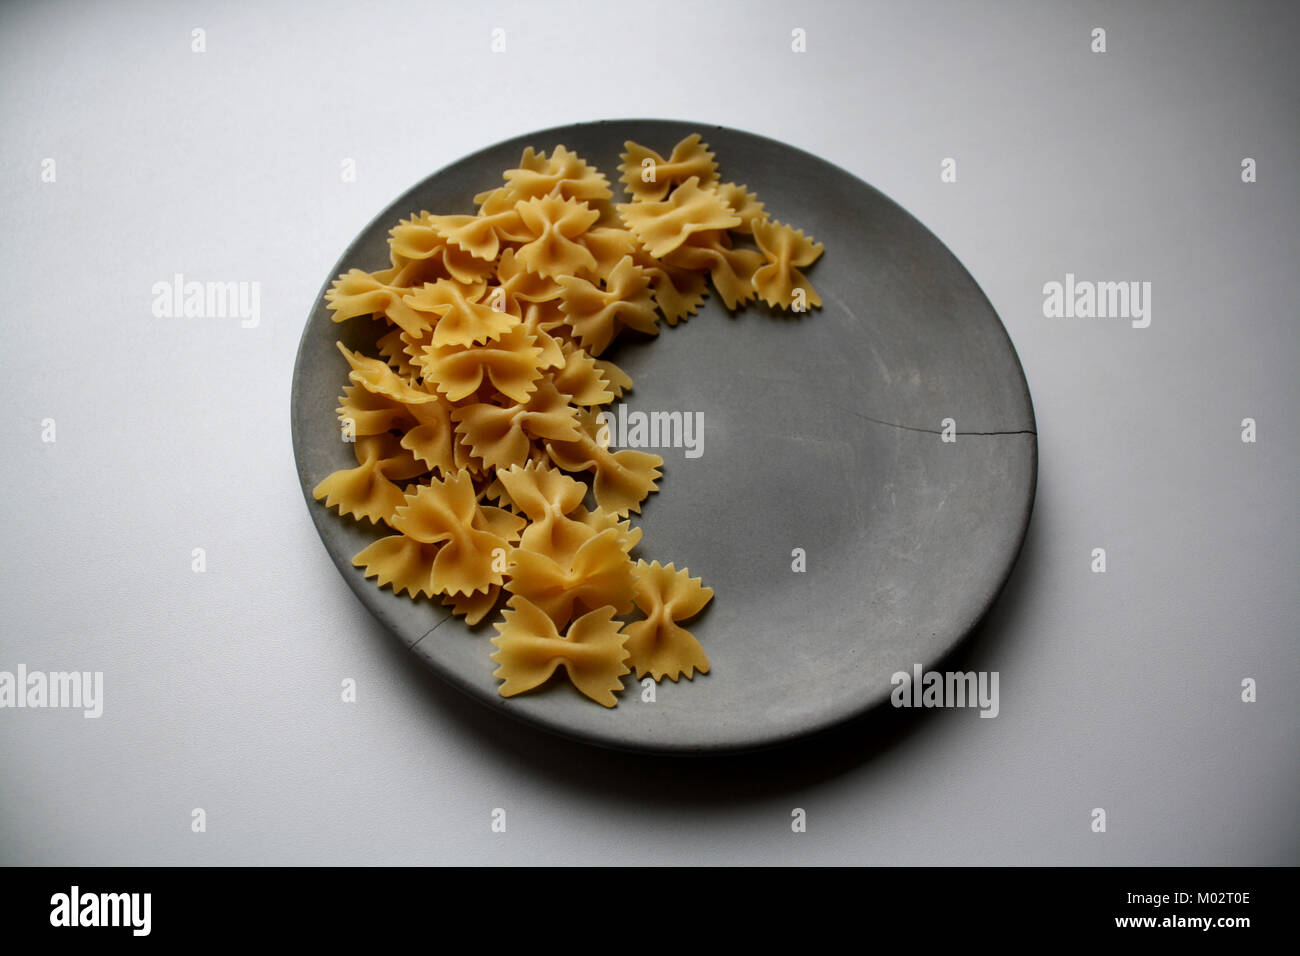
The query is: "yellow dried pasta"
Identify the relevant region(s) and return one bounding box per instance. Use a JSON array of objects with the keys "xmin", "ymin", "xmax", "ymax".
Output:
[
  {"xmin": 557, "ymin": 255, "xmax": 659, "ymax": 356},
  {"xmin": 617, "ymin": 177, "xmax": 741, "ymax": 258},
  {"xmin": 623, "ymin": 561, "xmax": 715, "ymax": 682},
  {"xmin": 491, "ymin": 597, "xmax": 630, "ymax": 708},
  {"xmin": 751, "ymin": 218, "xmax": 825, "ymax": 309},
  {"xmin": 618, "ymin": 132, "xmax": 718, "ymax": 202},
  {"xmin": 313, "ymin": 133, "xmax": 824, "ymax": 709}
]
